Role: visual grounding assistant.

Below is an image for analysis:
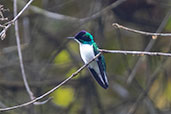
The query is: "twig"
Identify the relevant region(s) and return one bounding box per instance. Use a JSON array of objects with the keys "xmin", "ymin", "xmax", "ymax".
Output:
[
  {"xmin": 113, "ymin": 23, "xmax": 171, "ymax": 38},
  {"xmin": 80, "ymin": 0, "xmax": 127, "ymax": 23},
  {"xmin": 99, "ymin": 49, "xmax": 171, "ymax": 57},
  {"xmin": 0, "ymin": 0, "xmax": 34, "ymax": 40},
  {"xmin": 0, "ymin": 24, "xmax": 6, "ymax": 28},
  {"xmin": 0, "ymin": 46, "xmax": 171, "ymax": 112},
  {"xmin": 29, "ymin": 4, "xmax": 79, "ymax": 22},
  {"xmin": 126, "ymin": 10, "xmax": 171, "ymax": 84},
  {"xmin": 14, "ymin": 0, "xmax": 34, "ymax": 100},
  {"xmin": 0, "ymin": 52, "xmax": 102, "ymax": 112},
  {"xmin": 1, "ymin": 0, "xmax": 125, "ymax": 40},
  {"xmin": 0, "ymin": 5, "xmax": 8, "ymax": 21},
  {"xmin": 0, "ymin": 47, "xmax": 171, "ymax": 111},
  {"xmin": 17, "ymin": 0, "xmax": 126, "ymax": 23},
  {"xmin": 13, "ymin": 0, "xmax": 49, "ymax": 105}
]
